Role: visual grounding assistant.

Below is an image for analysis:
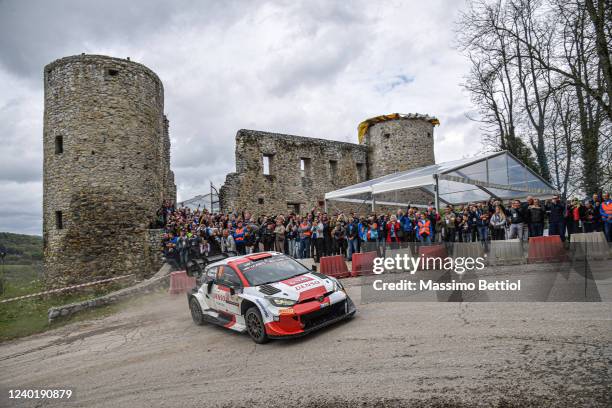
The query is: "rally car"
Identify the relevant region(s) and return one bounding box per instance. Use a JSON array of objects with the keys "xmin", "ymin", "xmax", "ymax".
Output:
[{"xmin": 187, "ymin": 251, "xmax": 356, "ymax": 343}]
